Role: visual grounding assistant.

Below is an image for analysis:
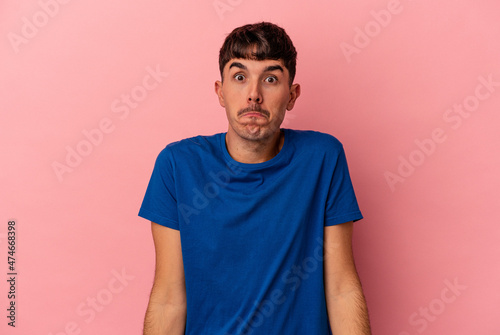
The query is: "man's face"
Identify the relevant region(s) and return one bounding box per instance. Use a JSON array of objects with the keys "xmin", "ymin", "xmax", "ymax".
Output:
[{"xmin": 215, "ymin": 58, "xmax": 300, "ymax": 142}]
